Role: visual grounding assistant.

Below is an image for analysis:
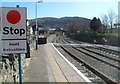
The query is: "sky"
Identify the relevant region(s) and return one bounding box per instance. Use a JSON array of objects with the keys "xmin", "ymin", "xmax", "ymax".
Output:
[{"xmin": 0, "ymin": 0, "xmax": 119, "ymax": 20}]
